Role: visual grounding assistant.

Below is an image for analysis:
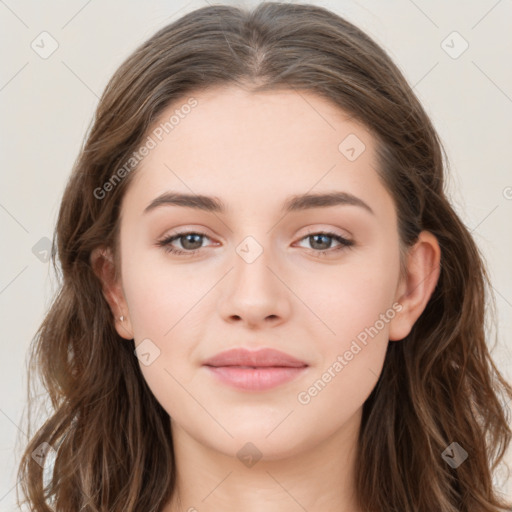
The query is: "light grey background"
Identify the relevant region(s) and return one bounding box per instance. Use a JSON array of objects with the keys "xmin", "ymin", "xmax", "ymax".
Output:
[{"xmin": 1, "ymin": 0, "xmax": 511, "ymax": 508}]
